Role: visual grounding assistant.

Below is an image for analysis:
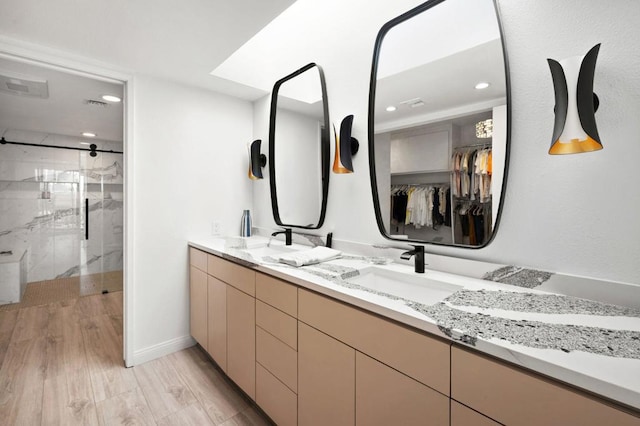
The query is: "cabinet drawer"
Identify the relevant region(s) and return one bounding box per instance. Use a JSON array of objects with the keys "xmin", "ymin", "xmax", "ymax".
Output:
[
  {"xmin": 298, "ymin": 289, "xmax": 450, "ymax": 395},
  {"xmin": 256, "ymin": 300, "xmax": 297, "ymax": 350},
  {"xmin": 356, "ymin": 351, "xmax": 449, "ymax": 426},
  {"xmin": 451, "ymin": 400, "xmax": 501, "ymax": 426},
  {"xmin": 256, "ymin": 363, "xmax": 297, "ymax": 426},
  {"xmin": 451, "ymin": 346, "xmax": 640, "ymax": 426},
  {"xmin": 189, "ymin": 247, "xmax": 207, "ymax": 271},
  {"xmin": 256, "ymin": 273, "xmax": 297, "ymax": 317},
  {"xmin": 256, "ymin": 326, "xmax": 297, "ymax": 393},
  {"xmin": 208, "ymin": 254, "xmax": 255, "ymax": 296}
]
